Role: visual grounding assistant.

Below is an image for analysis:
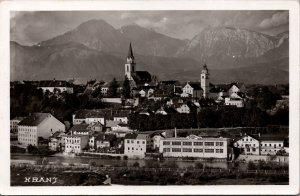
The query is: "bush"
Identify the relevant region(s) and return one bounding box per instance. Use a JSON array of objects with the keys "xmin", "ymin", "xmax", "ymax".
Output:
[
  {"xmin": 247, "ymin": 161, "xmax": 256, "ymax": 170},
  {"xmin": 89, "ymin": 161, "xmax": 97, "ymax": 167}
]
